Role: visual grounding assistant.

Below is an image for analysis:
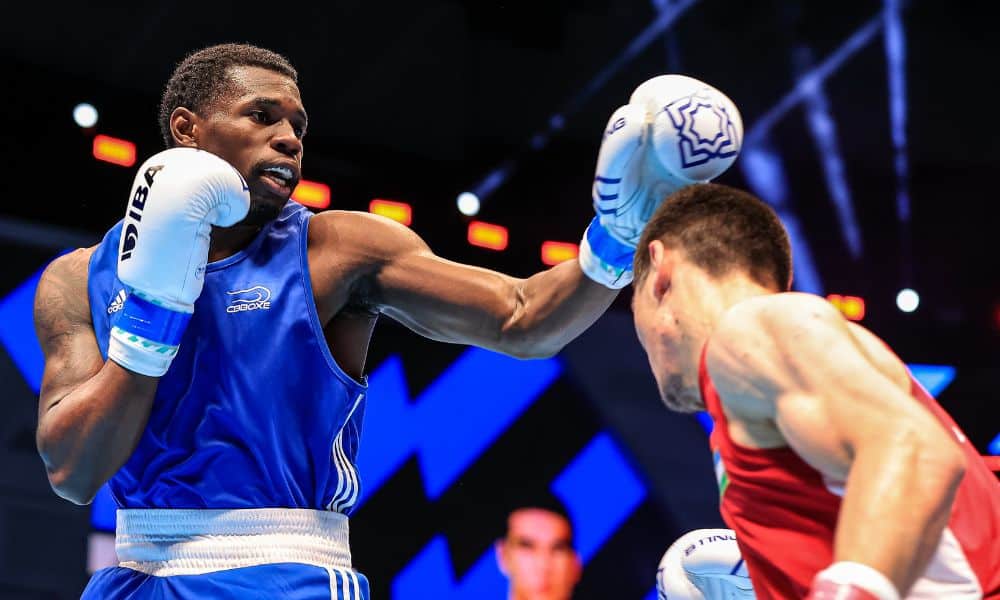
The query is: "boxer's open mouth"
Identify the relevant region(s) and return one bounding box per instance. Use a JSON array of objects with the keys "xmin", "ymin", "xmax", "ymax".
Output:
[{"xmin": 256, "ymin": 163, "xmax": 300, "ymax": 198}]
